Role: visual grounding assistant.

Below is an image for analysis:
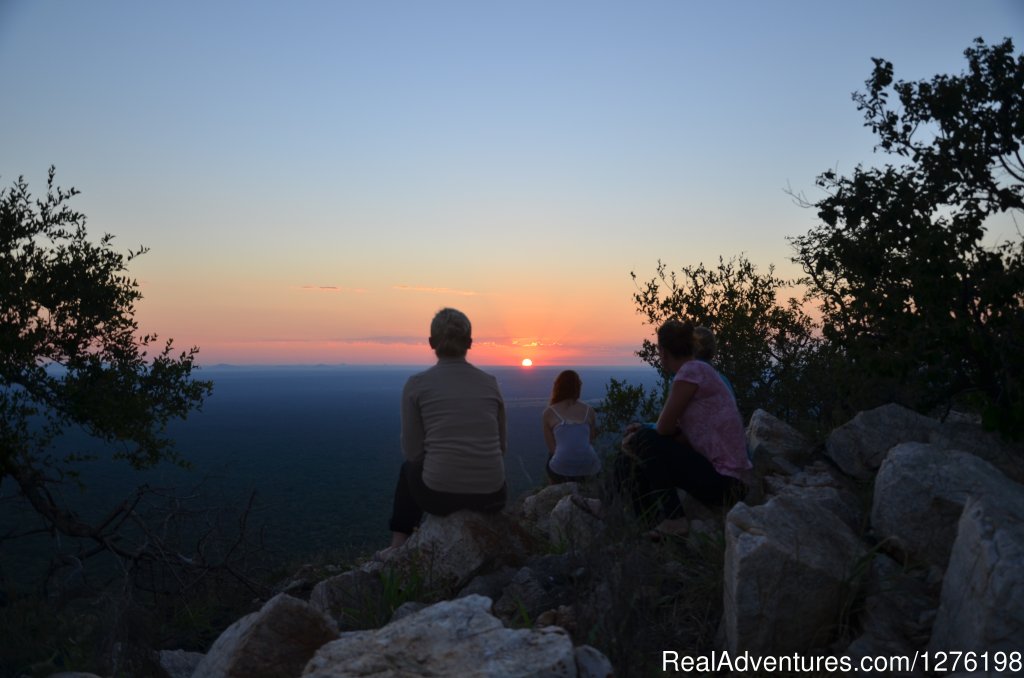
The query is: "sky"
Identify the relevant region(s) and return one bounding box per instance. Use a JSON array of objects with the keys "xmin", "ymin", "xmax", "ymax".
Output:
[{"xmin": 1, "ymin": 1, "xmax": 1021, "ymax": 366}]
